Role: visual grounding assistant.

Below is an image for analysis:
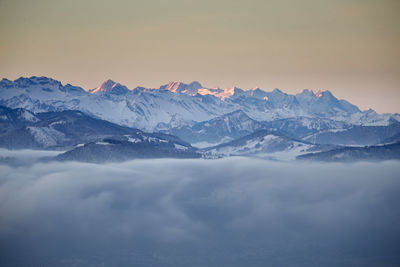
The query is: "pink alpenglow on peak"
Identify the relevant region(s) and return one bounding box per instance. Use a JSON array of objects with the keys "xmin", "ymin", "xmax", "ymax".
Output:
[
  {"xmin": 197, "ymin": 87, "xmax": 238, "ymax": 100},
  {"xmin": 165, "ymin": 82, "xmax": 182, "ymax": 93},
  {"xmin": 315, "ymin": 90, "xmax": 323, "ymax": 98},
  {"xmin": 90, "ymin": 79, "xmax": 117, "ymax": 93},
  {"xmin": 90, "ymin": 79, "xmax": 130, "ymax": 95},
  {"xmin": 160, "ymin": 81, "xmax": 242, "ymax": 100},
  {"xmin": 160, "ymin": 81, "xmax": 203, "ymax": 95}
]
